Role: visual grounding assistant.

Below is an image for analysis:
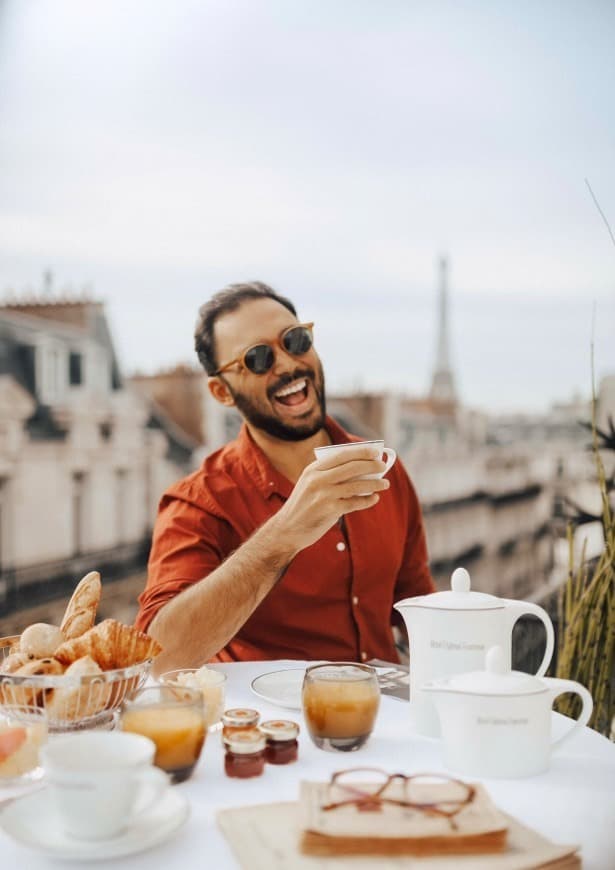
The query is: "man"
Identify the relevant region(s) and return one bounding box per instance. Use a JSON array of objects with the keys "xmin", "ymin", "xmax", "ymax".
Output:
[{"xmin": 136, "ymin": 281, "xmax": 434, "ymax": 673}]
